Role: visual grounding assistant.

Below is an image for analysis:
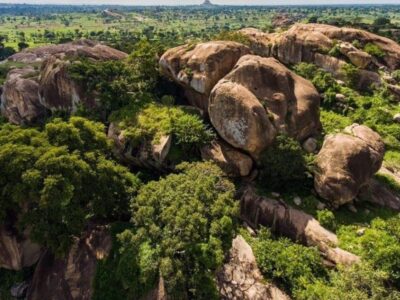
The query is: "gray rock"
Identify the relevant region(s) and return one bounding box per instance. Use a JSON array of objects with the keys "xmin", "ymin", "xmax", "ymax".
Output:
[
  {"xmin": 302, "ymin": 137, "xmax": 318, "ymax": 153},
  {"xmin": 10, "ymin": 281, "xmax": 29, "ymax": 298},
  {"xmin": 335, "ymin": 93, "xmax": 346, "ymax": 102},
  {"xmin": 293, "ymin": 196, "xmax": 302, "ymax": 206}
]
